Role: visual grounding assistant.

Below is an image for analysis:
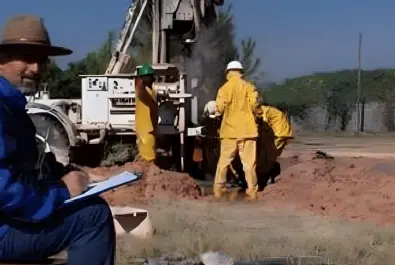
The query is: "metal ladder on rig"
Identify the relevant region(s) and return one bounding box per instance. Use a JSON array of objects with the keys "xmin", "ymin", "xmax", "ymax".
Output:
[{"xmin": 105, "ymin": 0, "xmax": 149, "ymax": 74}]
